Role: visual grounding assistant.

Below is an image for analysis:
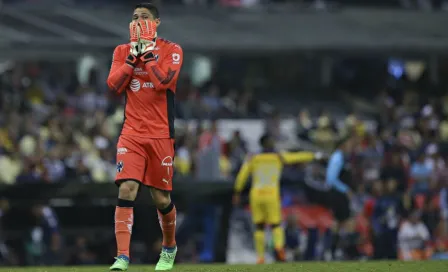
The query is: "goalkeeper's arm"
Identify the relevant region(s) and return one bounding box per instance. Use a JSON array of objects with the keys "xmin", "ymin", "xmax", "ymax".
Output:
[{"xmin": 107, "ymin": 46, "xmax": 134, "ymax": 94}]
